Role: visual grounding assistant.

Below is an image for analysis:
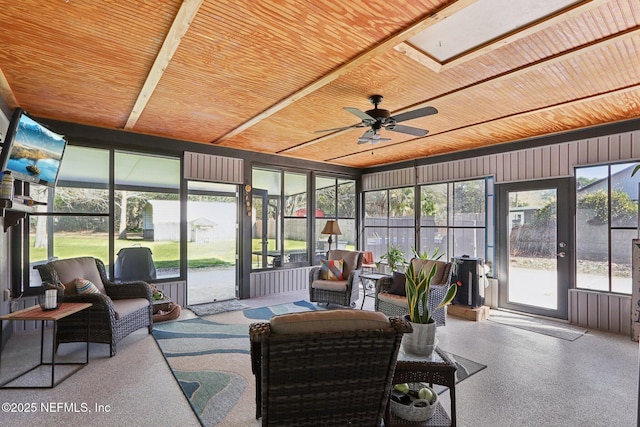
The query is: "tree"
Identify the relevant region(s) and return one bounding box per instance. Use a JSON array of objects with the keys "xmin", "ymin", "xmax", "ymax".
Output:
[
  {"xmin": 578, "ymin": 189, "xmax": 637, "ymax": 226},
  {"xmin": 453, "ymin": 181, "xmax": 484, "ymax": 214}
]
